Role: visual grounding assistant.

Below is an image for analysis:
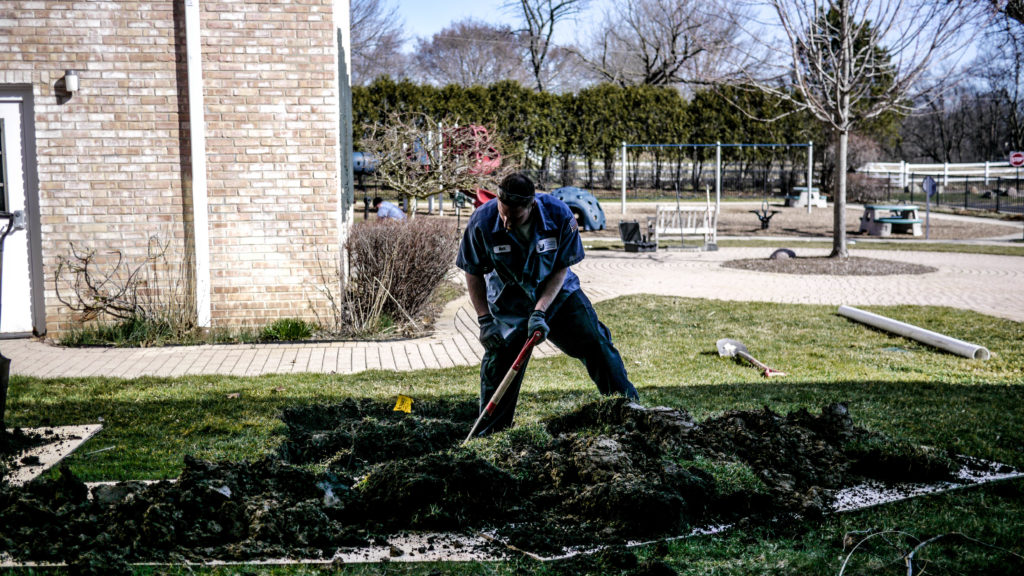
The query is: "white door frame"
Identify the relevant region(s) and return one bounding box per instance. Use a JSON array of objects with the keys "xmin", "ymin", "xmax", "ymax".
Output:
[{"xmin": 0, "ymin": 86, "xmax": 44, "ymax": 337}]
